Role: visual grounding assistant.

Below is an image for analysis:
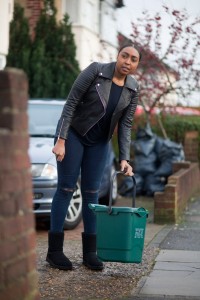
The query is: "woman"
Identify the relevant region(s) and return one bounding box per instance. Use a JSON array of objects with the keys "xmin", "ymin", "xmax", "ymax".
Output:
[{"xmin": 46, "ymin": 44, "xmax": 141, "ymax": 271}]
